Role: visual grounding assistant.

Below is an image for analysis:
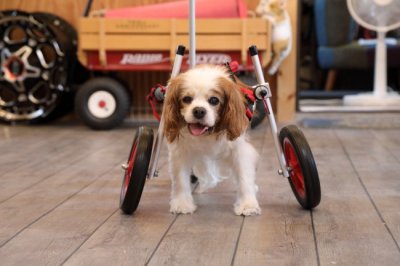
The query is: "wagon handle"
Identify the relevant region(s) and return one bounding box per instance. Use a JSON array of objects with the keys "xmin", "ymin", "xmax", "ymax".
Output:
[
  {"xmin": 83, "ymin": 0, "xmax": 94, "ymax": 17},
  {"xmin": 189, "ymin": 0, "xmax": 196, "ymax": 68}
]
